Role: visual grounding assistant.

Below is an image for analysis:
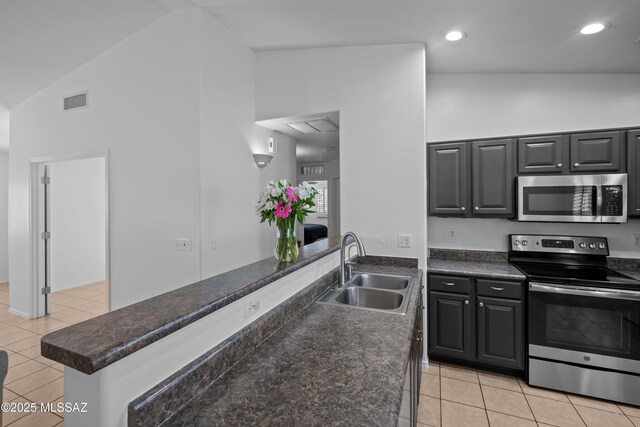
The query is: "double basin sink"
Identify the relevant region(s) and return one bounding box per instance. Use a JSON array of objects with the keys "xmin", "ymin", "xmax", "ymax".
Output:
[{"xmin": 317, "ymin": 272, "xmax": 413, "ymax": 315}]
